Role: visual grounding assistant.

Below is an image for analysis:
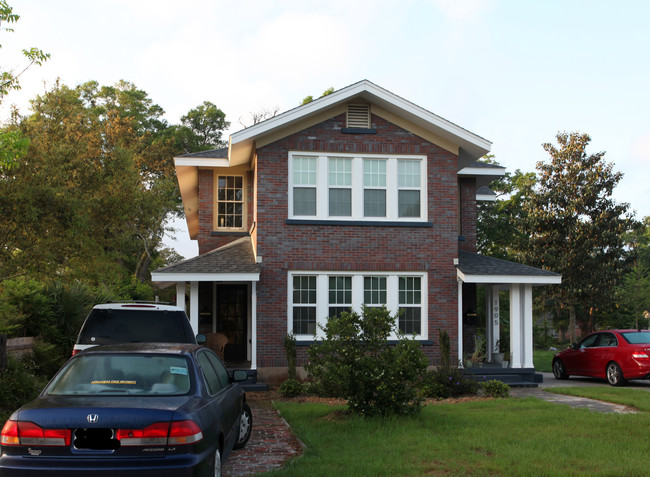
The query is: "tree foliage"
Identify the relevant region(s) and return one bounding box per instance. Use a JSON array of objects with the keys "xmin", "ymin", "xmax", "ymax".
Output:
[
  {"xmin": 0, "ymin": 80, "xmax": 182, "ymax": 285},
  {"xmin": 175, "ymin": 101, "xmax": 229, "ymax": 153},
  {"xmin": 306, "ymin": 306, "xmax": 428, "ymax": 416},
  {"xmin": 520, "ymin": 132, "xmax": 635, "ymax": 339}
]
